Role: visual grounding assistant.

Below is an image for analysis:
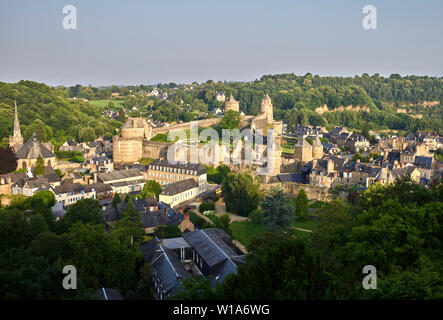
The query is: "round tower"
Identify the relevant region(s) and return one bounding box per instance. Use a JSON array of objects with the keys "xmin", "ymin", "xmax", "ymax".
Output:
[
  {"xmin": 312, "ymin": 135, "xmax": 323, "ymax": 159},
  {"xmin": 260, "ymin": 94, "xmax": 273, "ymax": 124},
  {"xmin": 224, "ymin": 95, "xmax": 239, "ymax": 113}
]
